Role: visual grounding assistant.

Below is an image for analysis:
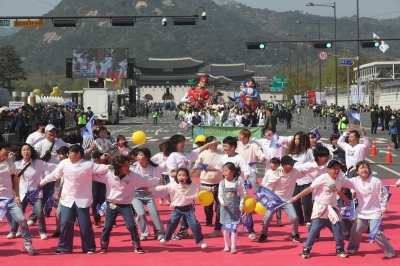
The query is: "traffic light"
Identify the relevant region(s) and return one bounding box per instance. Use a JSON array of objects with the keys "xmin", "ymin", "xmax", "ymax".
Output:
[
  {"xmin": 361, "ymin": 41, "xmax": 380, "ymax": 48},
  {"xmin": 246, "ymin": 43, "xmax": 266, "ymax": 50},
  {"xmin": 313, "ymin": 42, "xmax": 333, "ymax": 49}
]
